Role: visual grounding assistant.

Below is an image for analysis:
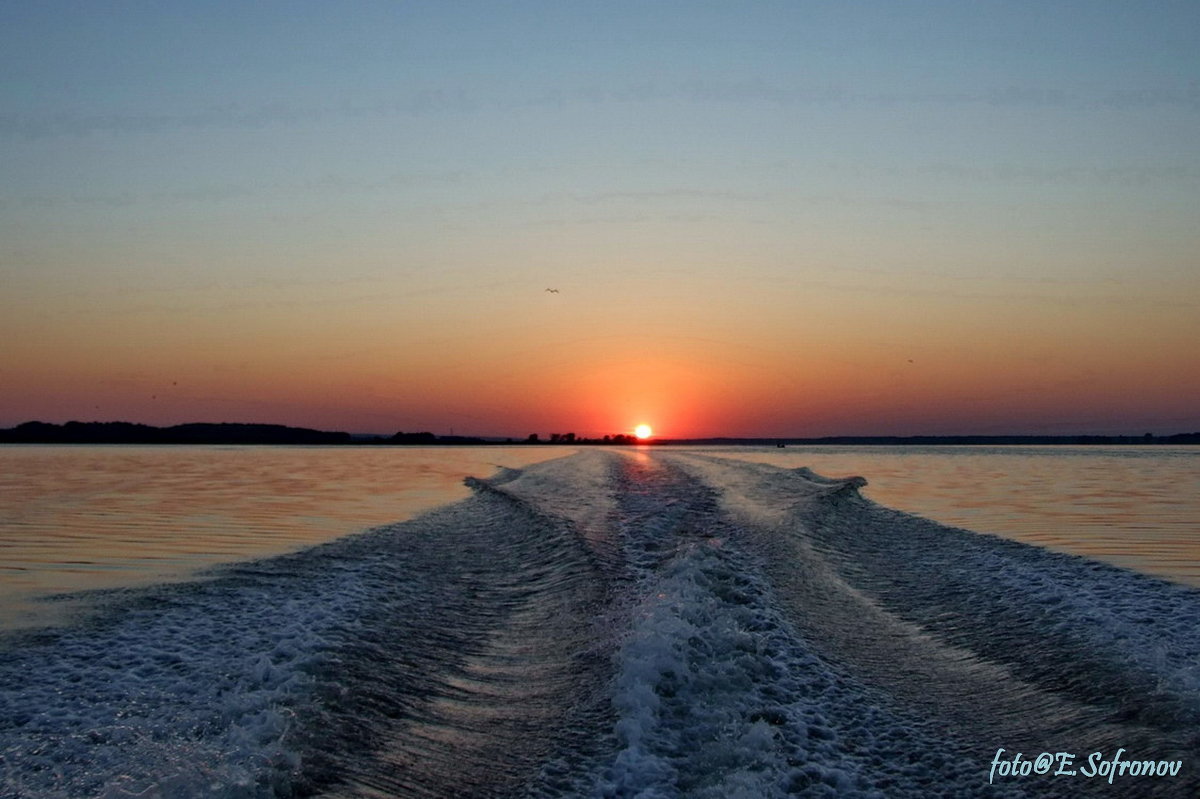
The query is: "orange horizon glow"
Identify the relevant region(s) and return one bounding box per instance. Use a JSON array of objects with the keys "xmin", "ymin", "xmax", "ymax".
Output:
[
  {"xmin": 4, "ymin": 265, "xmax": 1197, "ymax": 439},
  {"xmin": 2, "ymin": 333, "xmax": 1199, "ymax": 439},
  {"xmin": 1, "ymin": 7, "xmax": 1197, "ymax": 441}
]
